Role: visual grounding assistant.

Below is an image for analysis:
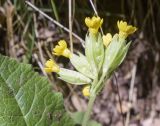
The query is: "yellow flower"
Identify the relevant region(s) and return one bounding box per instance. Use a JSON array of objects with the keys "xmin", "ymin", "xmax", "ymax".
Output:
[
  {"xmin": 44, "ymin": 59, "xmax": 60, "ymax": 73},
  {"xmin": 82, "ymin": 85, "xmax": 90, "ymax": 97},
  {"xmin": 85, "ymin": 16, "xmax": 103, "ymax": 34},
  {"xmin": 103, "ymin": 33, "xmax": 112, "ymax": 47},
  {"xmin": 53, "ymin": 40, "xmax": 71, "ymax": 58},
  {"xmin": 117, "ymin": 20, "xmax": 137, "ymax": 39}
]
